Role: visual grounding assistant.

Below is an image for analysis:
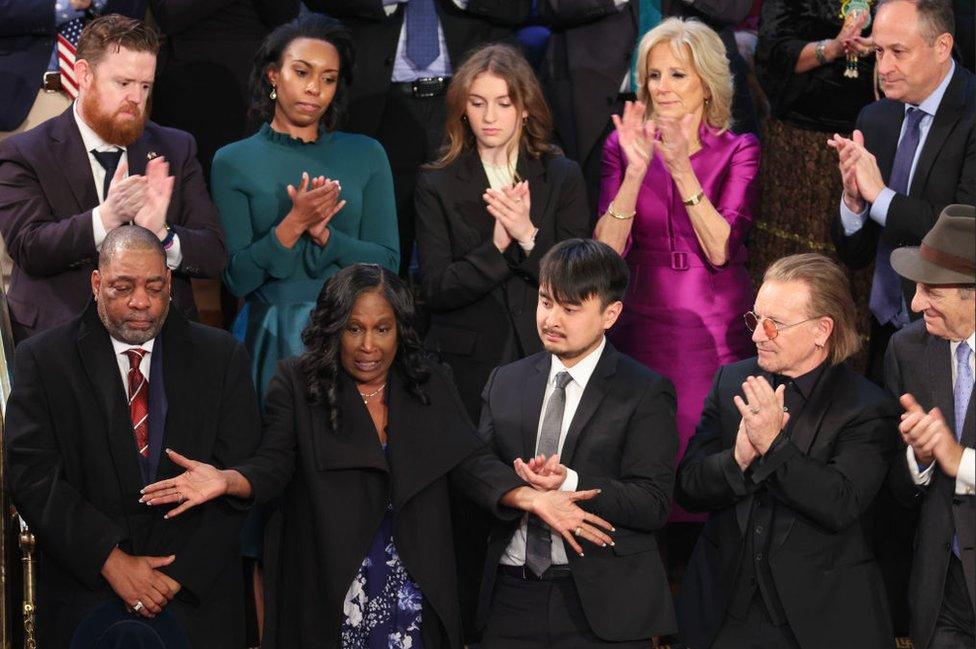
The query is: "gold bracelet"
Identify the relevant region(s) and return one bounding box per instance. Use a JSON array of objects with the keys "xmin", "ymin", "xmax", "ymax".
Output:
[
  {"xmin": 607, "ymin": 201, "xmax": 635, "ymax": 220},
  {"xmin": 682, "ymin": 190, "xmax": 705, "ymax": 206}
]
